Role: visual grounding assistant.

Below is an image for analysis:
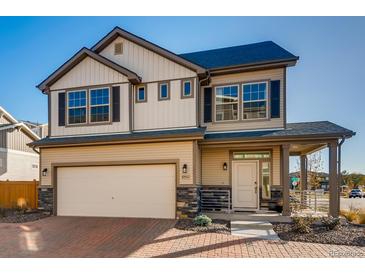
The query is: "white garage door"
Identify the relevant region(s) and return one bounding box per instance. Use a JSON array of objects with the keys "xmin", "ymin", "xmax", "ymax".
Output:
[{"xmin": 57, "ymin": 164, "xmax": 176, "ymax": 219}]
